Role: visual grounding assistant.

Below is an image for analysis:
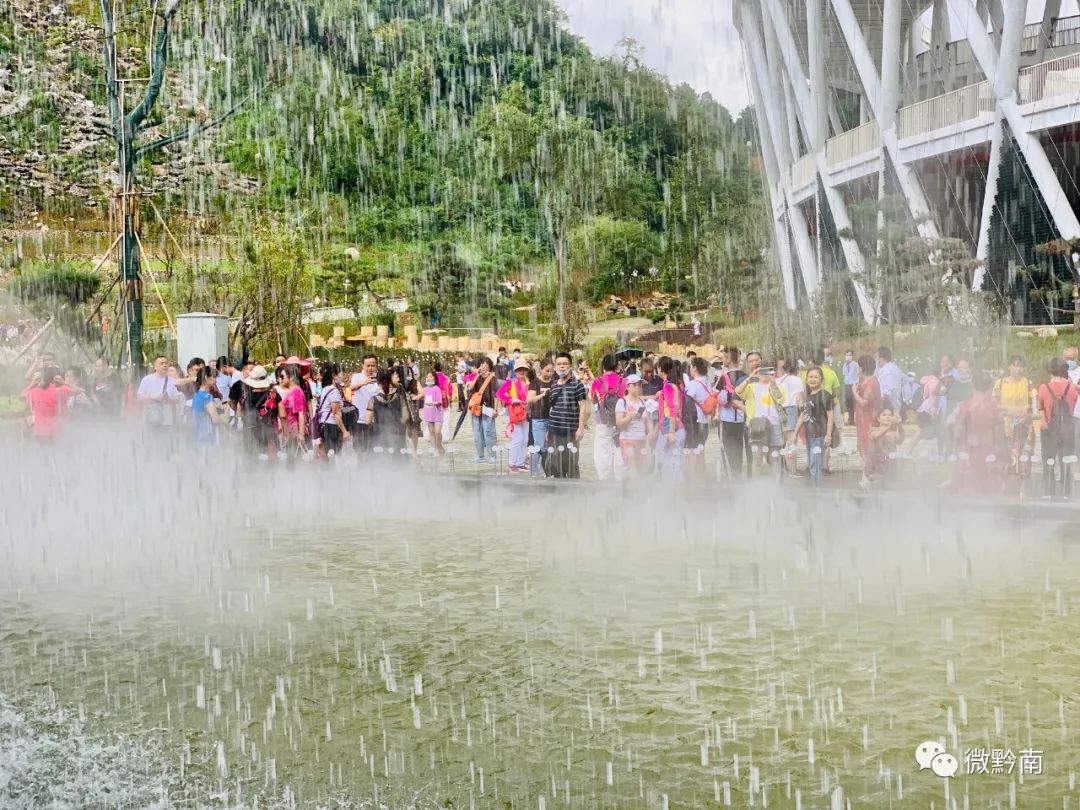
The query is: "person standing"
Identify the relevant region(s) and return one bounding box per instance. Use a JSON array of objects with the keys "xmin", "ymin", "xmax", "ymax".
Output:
[
  {"xmin": 349, "ymin": 354, "xmax": 380, "ymax": 452},
  {"xmin": 952, "ymin": 371, "xmax": 1004, "ymax": 495},
  {"xmin": 615, "ymin": 373, "xmax": 652, "ymax": 477},
  {"xmin": 396, "ymin": 363, "xmax": 423, "ymax": 460},
  {"xmin": 793, "ymin": 366, "xmax": 834, "ymax": 486},
  {"xmin": 466, "ymin": 358, "xmax": 499, "ymax": 464},
  {"xmin": 1066, "ymin": 346, "xmax": 1080, "ymax": 455},
  {"xmin": 546, "ymin": 352, "xmax": 588, "ymax": 479},
  {"xmin": 853, "ymin": 354, "xmax": 881, "ymax": 487},
  {"xmin": 993, "ymin": 355, "xmax": 1036, "ymax": 485},
  {"xmin": 639, "ymin": 358, "xmax": 663, "ymax": 400},
  {"xmin": 191, "ymin": 367, "xmax": 226, "ymax": 451},
  {"xmin": 23, "ymin": 367, "xmax": 73, "ymax": 442},
  {"xmin": 527, "ymin": 359, "xmax": 555, "ymax": 477},
  {"xmin": 366, "ymin": 368, "xmax": 409, "ymax": 460},
  {"xmin": 215, "ymin": 357, "xmax": 241, "ymax": 405},
  {"xmin": 841, "ymin": 350, "xmax": 859, "ymax": 426},
  {"xmin": 276, "ymin": 365, "xmax": 309, "ymax": 460},
  {"xmin": 684, "ymin": 357, "xmax": 714, "ymax": 478},
  {"xmin": 715, "ymin": 346, "xmax": 748, "ymax": 477},
  {"xmin": 240, "ymin": 365, "xmax": 277, "ymax": 459},
  {"xmin": 939, "ymin": 358, "xmax": 974, "ymax": 459},
  {"xmin": 590, "ymin": 353, "xmax": 627, "ymax": 480},
  {"xmin": 656, "ymin": 356, "xmax": 687, "ymax": 481},
  {"xmin": 776, "ymin": 358, "xmax": 805, "ymax": 473},
  {"xmin": 420, "ymin": 370, "xmax": 447, "ymax": 456},
  {"xmin": 137, "ymin": 355, "xmax": 183, "ymax": 437},
  {"xmin": 875, "ymin": 346, "xmax": 904, "ymax": 411},
  {"xmin": 497, "ymin": 362, "xmax": 531, "ymax": 473},
  {"xmin": 1038, "ymin": 358, "xmax": 1078, "ymax": 500},
  {"xmin": 737, "ymin": 361, "xmax": 785, "ymax": 474},
  {"xmin": 315, "ymin": 363, "xmax": 350, "ymax": 459}
]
